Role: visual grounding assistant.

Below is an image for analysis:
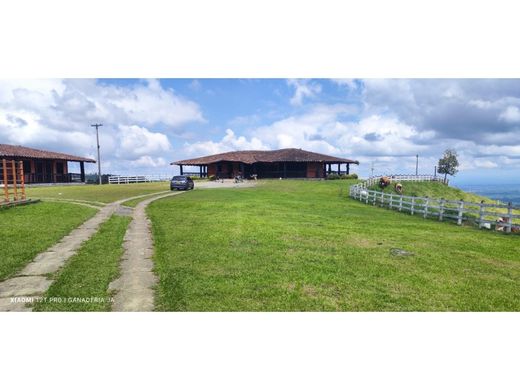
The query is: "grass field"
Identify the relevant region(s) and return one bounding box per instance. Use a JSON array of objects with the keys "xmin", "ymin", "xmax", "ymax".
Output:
[
  {"xmin": 33, "ymin": 215, "xmax": 130, "ymax": 311},
  {"xmin": 148, "ymin": 180, "xmax": 519, "ymax": 311},
  {"xmin": 0, "ymin": 202, "xmax": 97, "ymax": 281},
  {"xmin": 26, "ymin": 182, "xmax": 170, "ymax": 204},
  {"xmin": 369, "ymin": 180, "xmax": 493, "ymax": 203}
]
